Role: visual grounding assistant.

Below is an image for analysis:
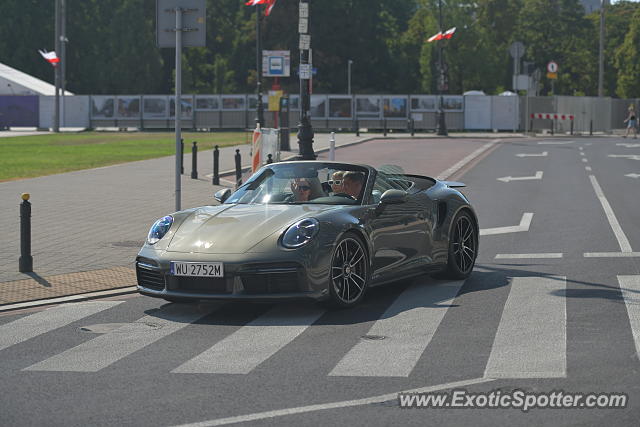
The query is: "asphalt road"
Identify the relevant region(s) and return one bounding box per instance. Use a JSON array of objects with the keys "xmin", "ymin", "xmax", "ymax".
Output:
[{"xmin": 1, "ymin": 136, "xmax": 639, "ymax": 426}]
